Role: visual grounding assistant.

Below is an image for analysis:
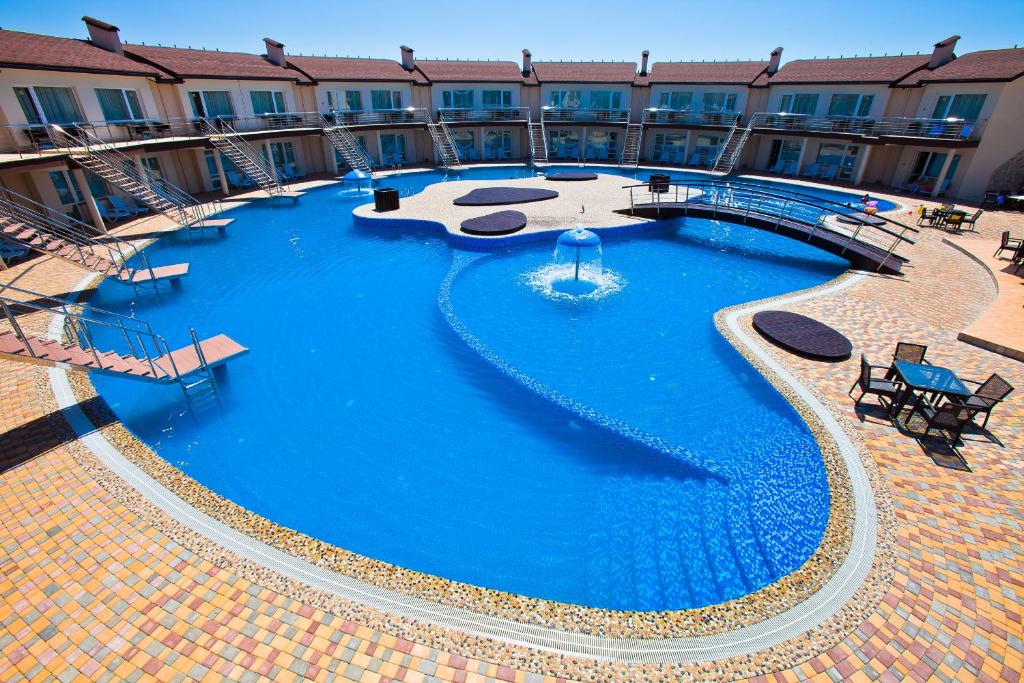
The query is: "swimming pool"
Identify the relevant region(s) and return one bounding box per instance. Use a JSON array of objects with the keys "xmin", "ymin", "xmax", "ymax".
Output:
[{"xmin": 88, "ymin": 166, "xmax": 856, "ymax": 611}]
